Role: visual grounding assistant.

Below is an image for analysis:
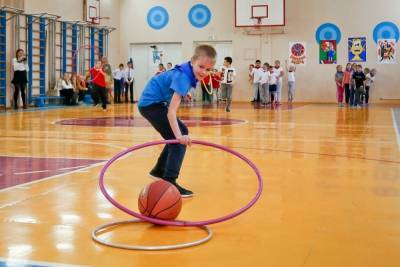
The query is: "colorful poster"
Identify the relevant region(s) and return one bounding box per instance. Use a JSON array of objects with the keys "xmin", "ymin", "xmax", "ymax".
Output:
[
  {"xmin": 377, "ymin": 39, "xmax": 396, "ymax": 64},
  {"xmin": 289, "ymin": 42, "xmax": 306, "ymax": 65},
  {"xmin": 319, "ymin": 40, "xmax": 337, "ymax": 64},
  {"xmin": 348, "ymin": 37, "xmax": 366, "ymax": 62}
]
